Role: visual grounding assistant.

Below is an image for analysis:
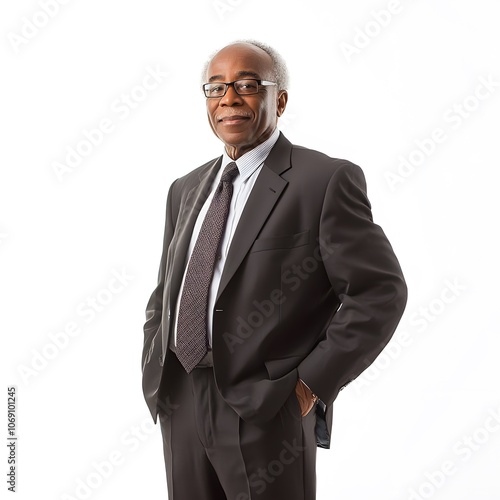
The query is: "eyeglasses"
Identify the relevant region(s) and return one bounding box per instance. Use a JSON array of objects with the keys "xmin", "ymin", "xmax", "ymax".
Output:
[{"xmin": 202, "ymin": 79, "xmax": 277, "ymax": 98}]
